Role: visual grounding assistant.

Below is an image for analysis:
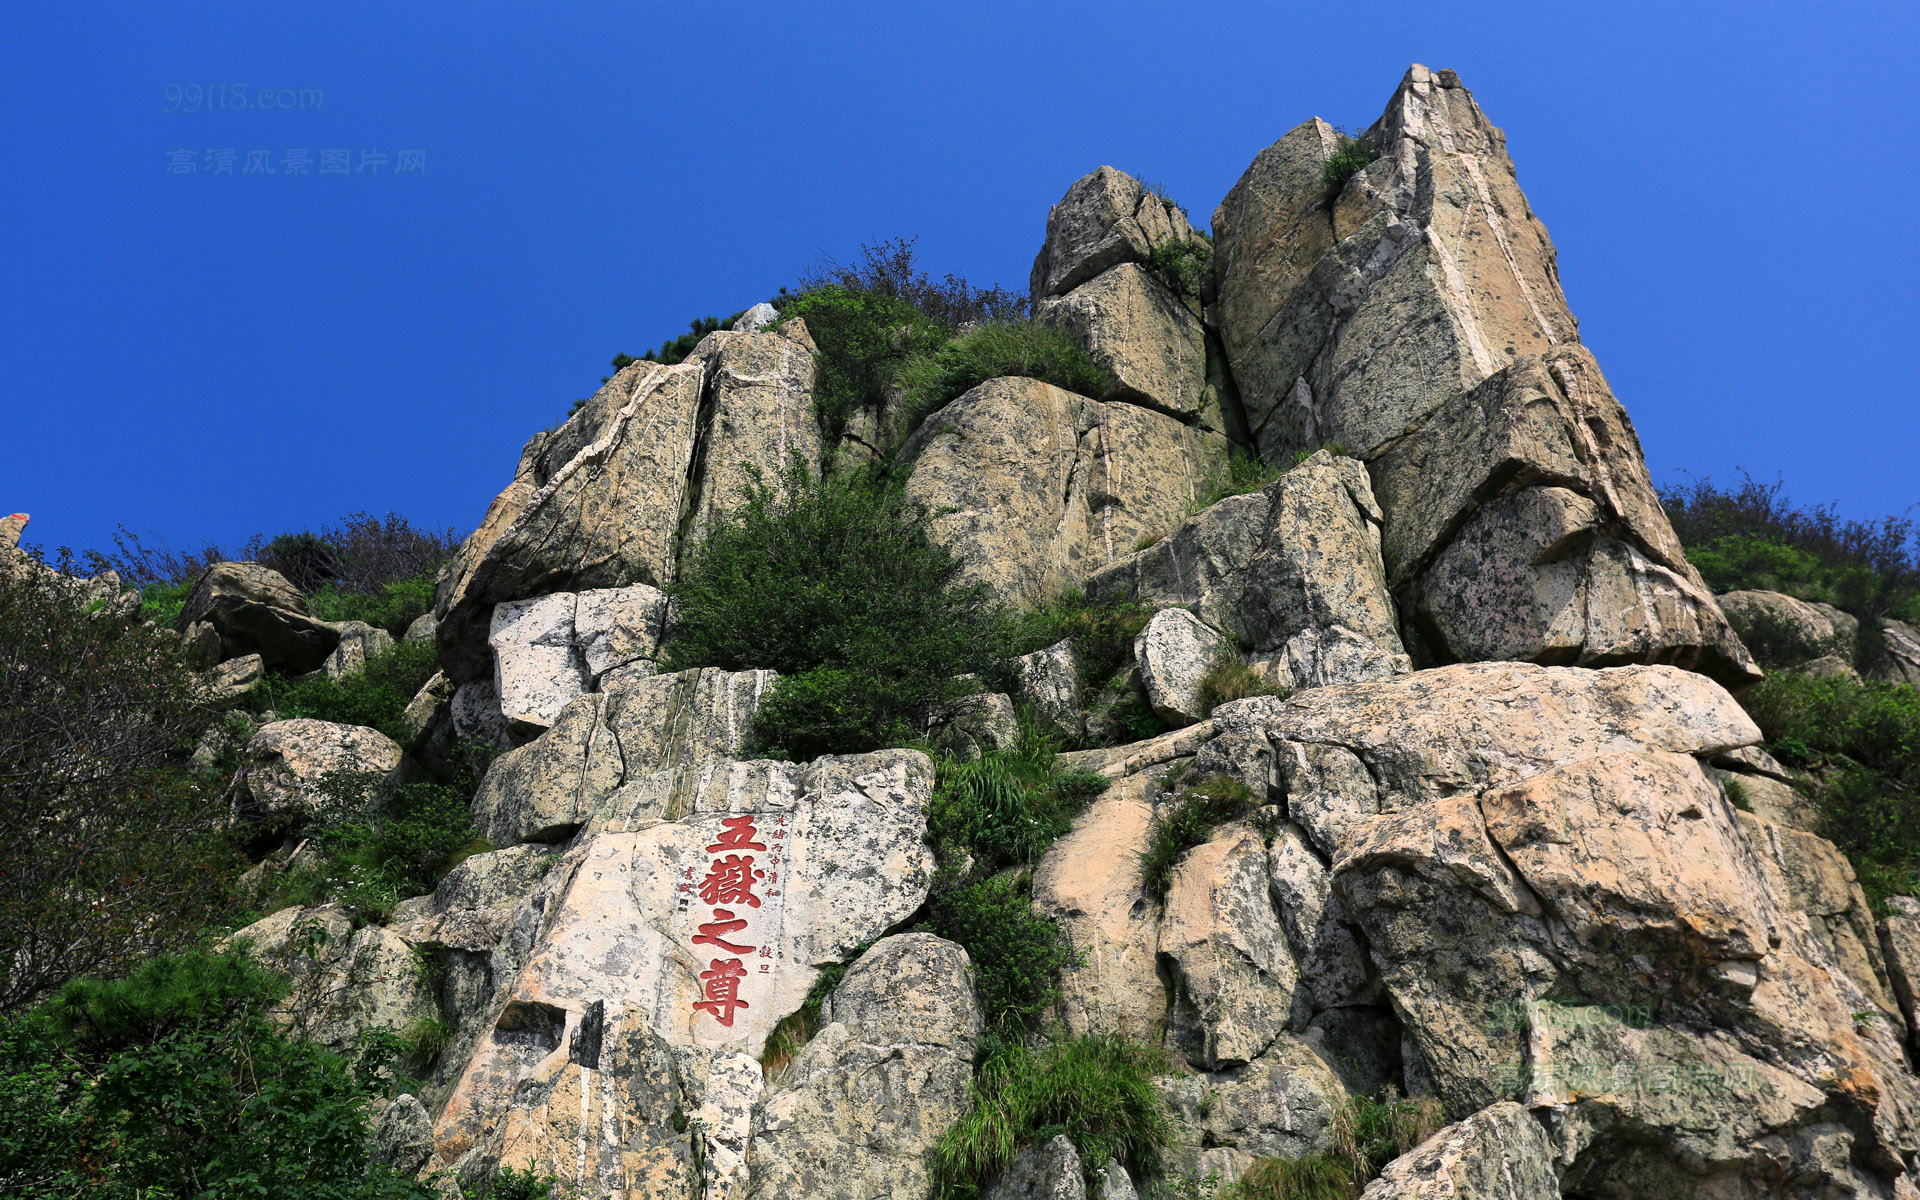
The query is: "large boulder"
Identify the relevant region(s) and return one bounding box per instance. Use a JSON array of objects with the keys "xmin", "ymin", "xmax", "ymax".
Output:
[
  {"xmin": 1359, "ymin": 1102, "xmax": 1557, "ymax": 1200},
  {"xmin": 487, "ymin": 583, "xmax": 672, "ymax": 734},
  {"xmin": 432, "ymin": 750, "xmax": 937, "ymax": 1179},
  {"xmin": 1133, "ymin": 607, "xmax": 1233, "ymax": 726},
  {"xmin": 470, "ymin": 666, "xmax": 777, "ymax": 847},
  {"xmin": 1088, "ymin": 451, "xmax": 1408, "ymax": 692},
  {"xmin": 1209, "ymin": 66, "xmax": 1756, "ymax": 686},
  {"xmin": 231, "ymin": 718, "xmax": 409, "ymax": 822},
  {"xmin": 1706, "ymin": 590, "xmax": 1856, "ymax": 673},
  {"xmin": 175, "ymin": 561, "xmax": 340, "ymax": 673},
  {"xmin": 1030, "ymin": 165, "xmax": 1199, "ymax": 300},
  {"xmin": 899, "ymin": 377, "xmax": 1228, "ymax": 607},
  {"xmin": 1173, "ymin": 660, "xmax": 1920, "ymax": 1194},
  {"xmin": 435, "ymin": 324, "xmax": 819, "ymax": 682},
  {"xmin": 229, "ymin": 904, "xmax": 439, "ymax": 1053},
  {"xmin": 1194, "ymin": 661, "xmax": 1759, "ymax": 860},
  {"xmin": 1160, "ymin": 822, "xmax": 1297, "ymax": 1069},
  {"xmin": 1032, "ymin": 773, "xmax": 1167, "ymax": 1041},
  {"xmin": 1037, "ymin": 261, "xmax": 1211, "ymax": 422},
  {"xmin": 1876, "ymin": 618, "xmax": 1920, "ymax": 687},
  {"xmin": 748, "ymin": 934, "xmax": 982, "ymax": 1200}
]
